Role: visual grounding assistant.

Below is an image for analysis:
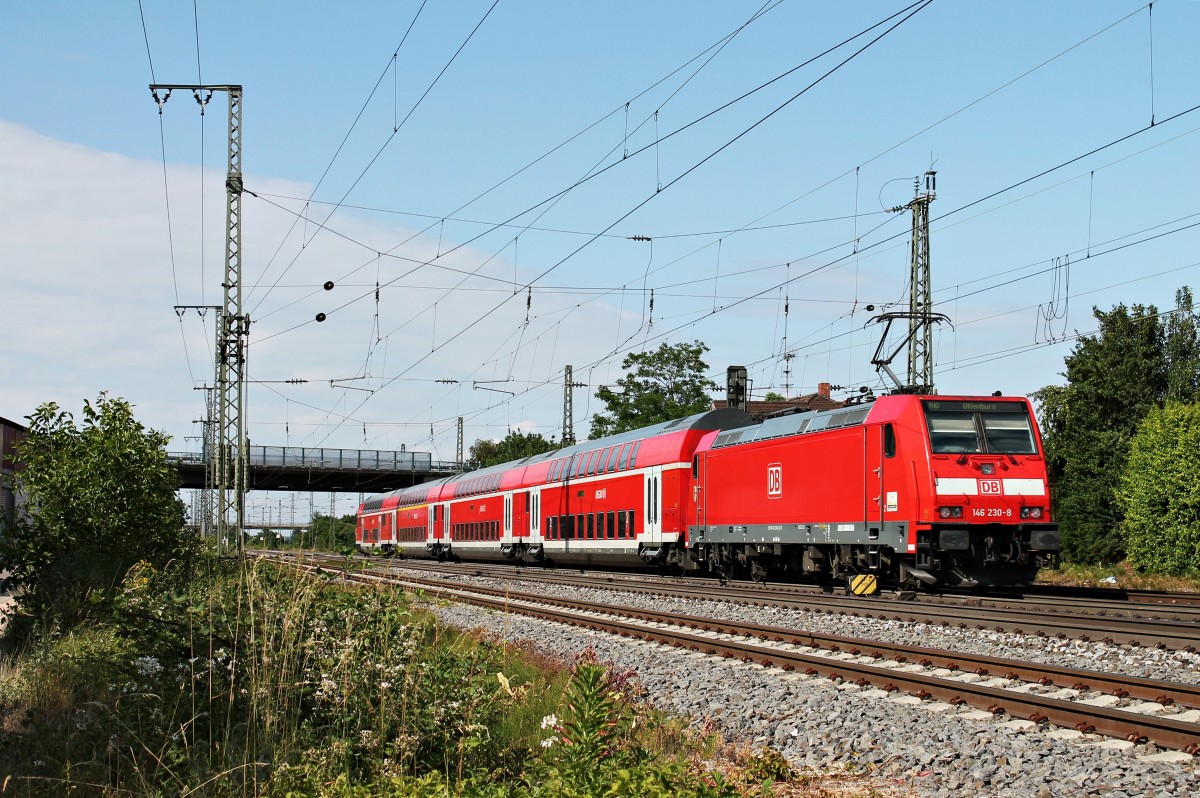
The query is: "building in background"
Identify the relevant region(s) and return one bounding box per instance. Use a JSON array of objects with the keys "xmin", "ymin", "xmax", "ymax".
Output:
[
  {"xmin": 712, "ymin": 382, "xmax": 843, "ymax": 422},
  {"xmin": 1, "ymin": 416, "xmax": 27, "ymax": 534}
]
